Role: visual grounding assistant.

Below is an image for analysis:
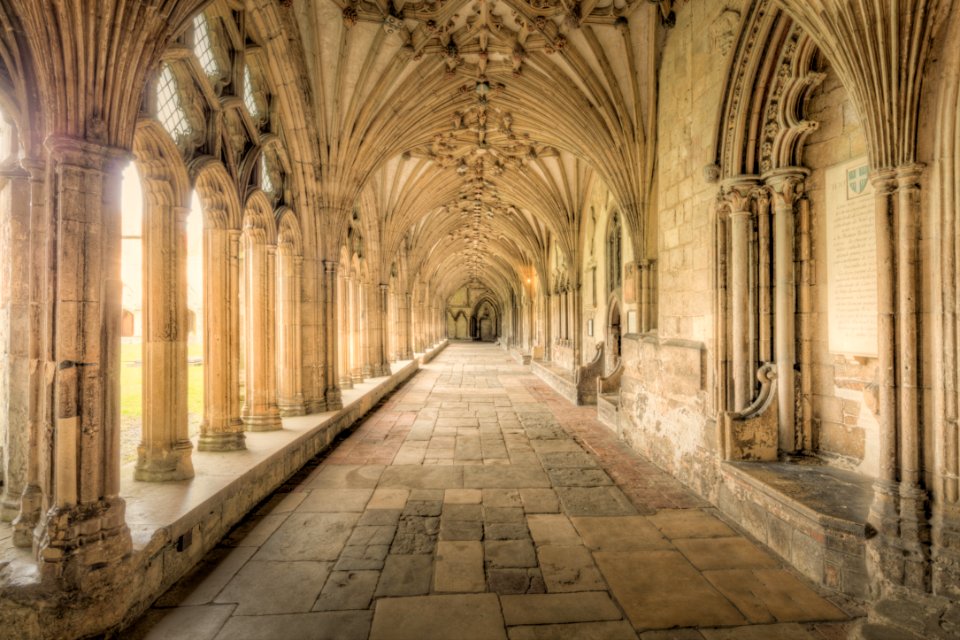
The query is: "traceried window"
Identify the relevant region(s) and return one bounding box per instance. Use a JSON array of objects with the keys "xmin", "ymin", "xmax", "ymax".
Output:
[
  {"xmin": 243, "ymin": 65, "xmax": 260, "ymax": 119},
  {"xmin": 607, "ymin": 212, "xmax": 622, "ymax": 292},
  {"xmin": 156, "ymin": 65, "xmax": 190, "ymax": 141},
  {"xmin": 193, "ymin": 14, "xmax": 219, "ymax": 78}
]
